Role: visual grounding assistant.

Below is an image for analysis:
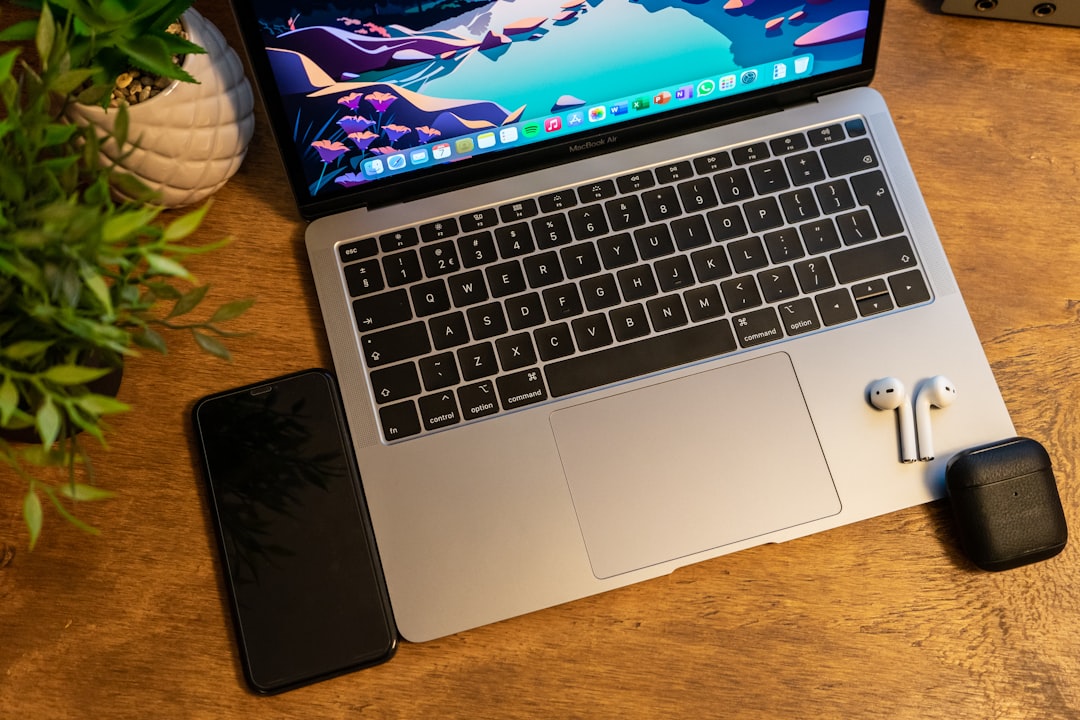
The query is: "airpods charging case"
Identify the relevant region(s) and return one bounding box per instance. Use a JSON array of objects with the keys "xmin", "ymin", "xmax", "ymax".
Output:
[{"xmin": 945, "ymin": 437, "xmax": 1068, "ymax": 571}]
